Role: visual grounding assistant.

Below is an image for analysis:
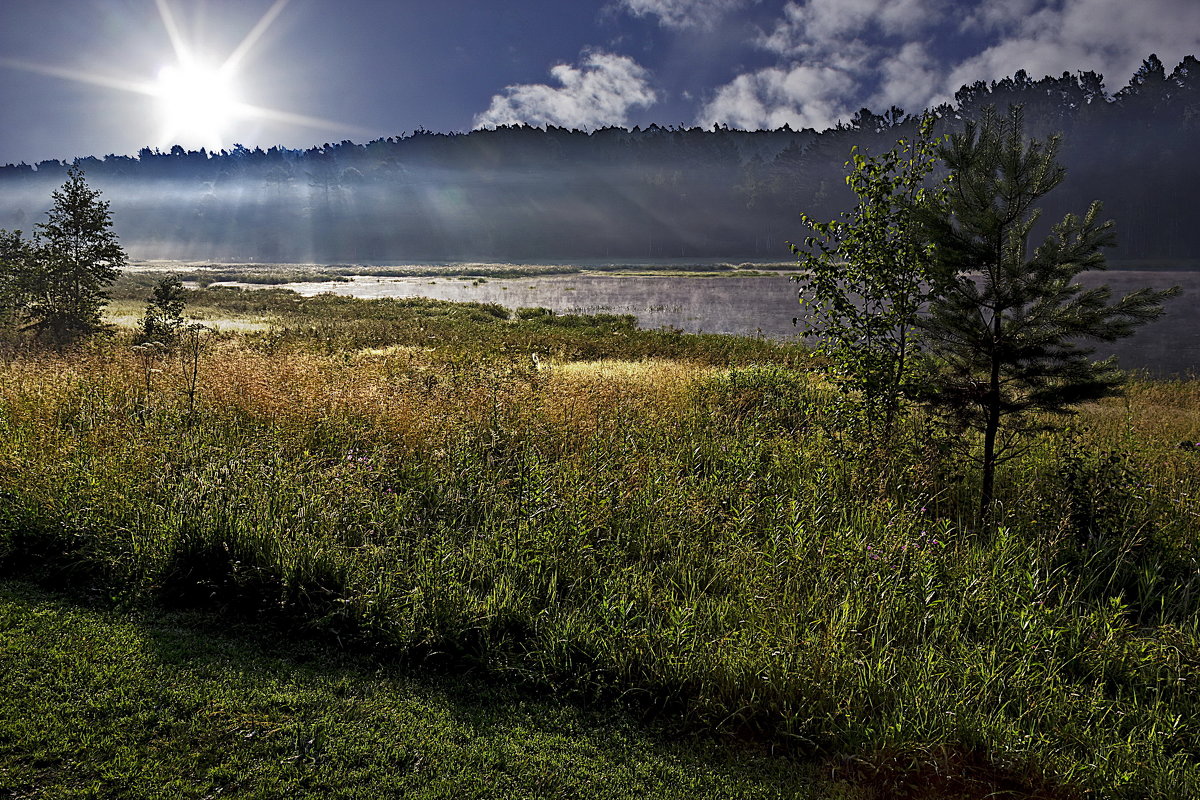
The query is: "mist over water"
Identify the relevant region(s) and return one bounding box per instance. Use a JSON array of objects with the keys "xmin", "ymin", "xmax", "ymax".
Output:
[{"xmin": 193, "ymin": 267, "xmax": 1194, "ymax": 377}]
